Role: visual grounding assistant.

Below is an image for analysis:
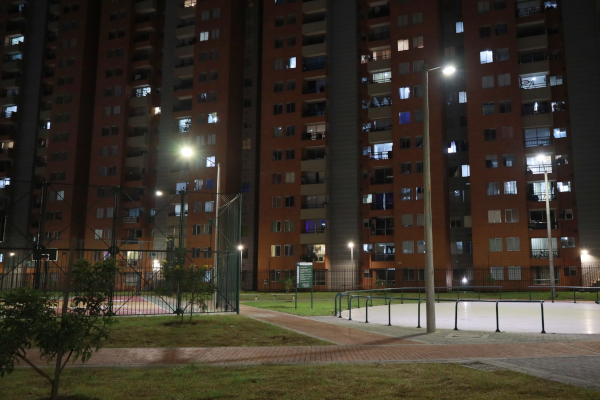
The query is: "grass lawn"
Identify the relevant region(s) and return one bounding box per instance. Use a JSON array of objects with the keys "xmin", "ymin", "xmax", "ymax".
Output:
[
  {"xmin": 104, "ymin": 315, "xmax": 330, "ymax": 347},
  {"xmin": 241, "ymin": 290, "xmax": 600, "ymax": 317},
  {"xmin": 3, "ymin": 363, "xmax": 599, "ymax": 400}
]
